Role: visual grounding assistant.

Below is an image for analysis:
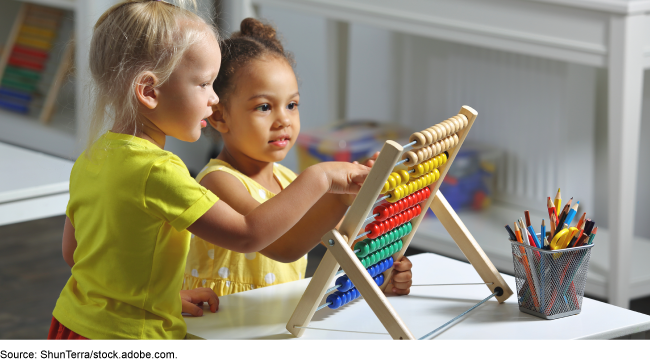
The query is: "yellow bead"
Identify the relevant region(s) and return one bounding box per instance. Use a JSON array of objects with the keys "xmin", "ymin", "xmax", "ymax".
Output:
[
  {"xmin": 427, "ymin": 159, "xmax": 434, "ymax": 171},
  {"xmin": 425, "ymin": 172, "xmax": 433, "ymax": 185},
  {"xmin": 422, "ymin": 161, "xmax": 430, "ymax": 174},
  {"xmin": 397, "ymin": 169, "xmax": 410, "ymax": 185},
  {"xmin": 434, "ymin": 168, "xmax": 441, "ymax": 182},
  {"xmin": 432, "ymin": 156, "xmax": 439, "ymax": 169},
  {"xmin": 416, "ymin": 163, "xmax": 425, "ymax": 177},
  {"xmin": 407, "ymin": 182, "xmax": 414, "ymax": 195},
  {"xmin": 381, "ymin": 181, "xmax": 390, "ymax": 194},
  {"xmin": 441, "ymin": 153, "xmax": 448, "ymax": 165},
  {"xmin": 392, "ymin": 172, "xmax": 401, "ymax": 187},
  {"xmin": 417, "ymin": 177, "xmax": 424, "ymax": 190},
  {"xmin": 386, "ymin": 193, "xmax": 399, "ymax": 203},
  {"xmin": 388, "ymin": 175, "xmax": 397, "ymax": 190},
  {"xmin": 396, "ymin": 185, "xmax": 405, "ymax": 200}
]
